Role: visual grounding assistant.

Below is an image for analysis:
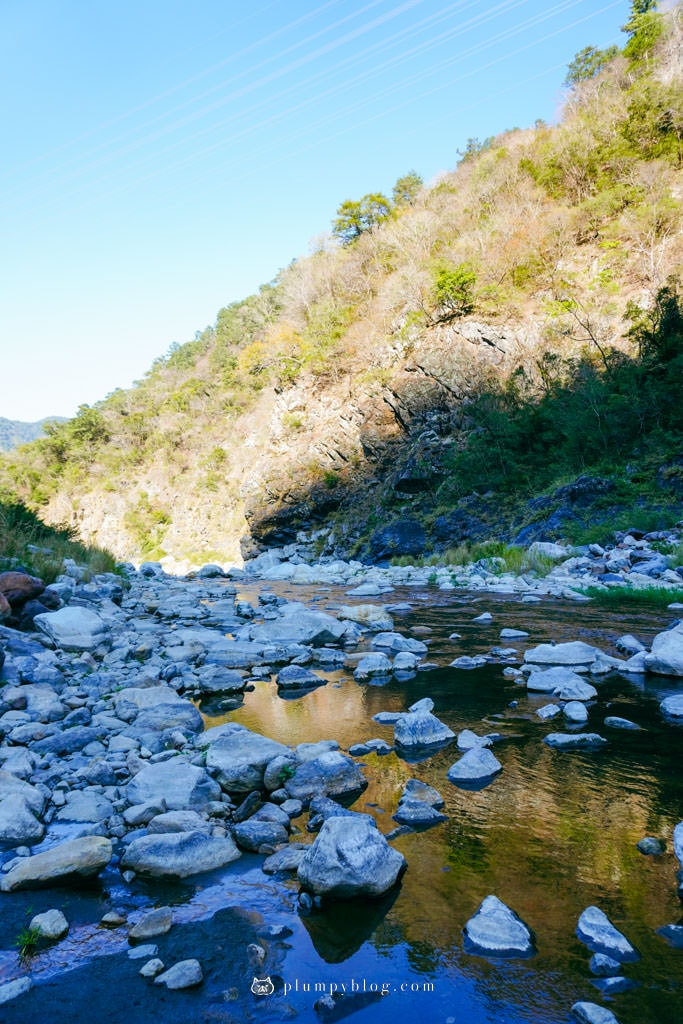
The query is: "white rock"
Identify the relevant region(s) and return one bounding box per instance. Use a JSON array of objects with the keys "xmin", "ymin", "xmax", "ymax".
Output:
[
  {"xmin": 661, "ymin": 694, "xmax": 683, "ymax": 720},
  {"xmin": 563, "ymin": 701, "xmax": 589, "ymax": 723},
  {"xmin": 297, "ymin": 814, "xmax": 406, "ymax": 898},
  {"xmin": 463, "ymin": 895, "xmax": 535, "ymax": 958},
  {"xmin": 524, "ymin": 641, "xmax": 600, "ymax": 667},
  {"xmin": 646, "ymin": 625, "xmax": 683, "ymax": 676},
  {"xmin": 571, "ymin": 1002, "xmax": 620, "ymax": 1024},
  {"xmin": 29, "ymin": 908, "xmax": 69, "ymax": 941},
  {"xmin": 447, "ymin": 747, "xmax": 502, "ymax": 786},
  {"xmin": 576, "ymin": 905, "xmax": 639, "ymax": 962},
  {"xmin": 154, "ymin": 959, "xmax": 203, "ymax": 989},
  {"xmin": 33, "ymin": 606, "xmax": 107, "ymax": 651}
]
